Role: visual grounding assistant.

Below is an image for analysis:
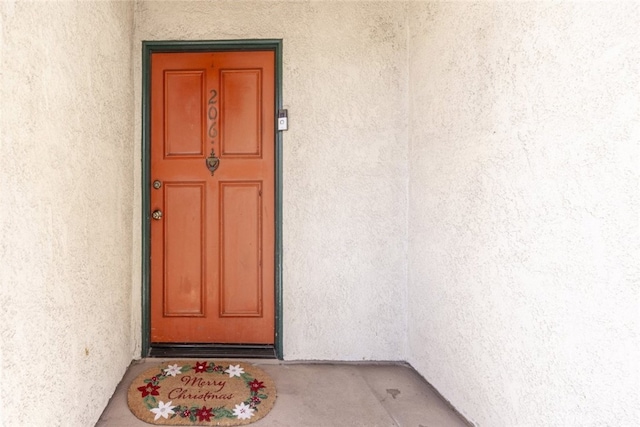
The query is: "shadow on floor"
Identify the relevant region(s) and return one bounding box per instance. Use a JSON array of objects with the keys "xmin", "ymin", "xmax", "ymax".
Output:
[{"xmin": 96, "ymin": 359, "xmax": 470, "ymax": 427}]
